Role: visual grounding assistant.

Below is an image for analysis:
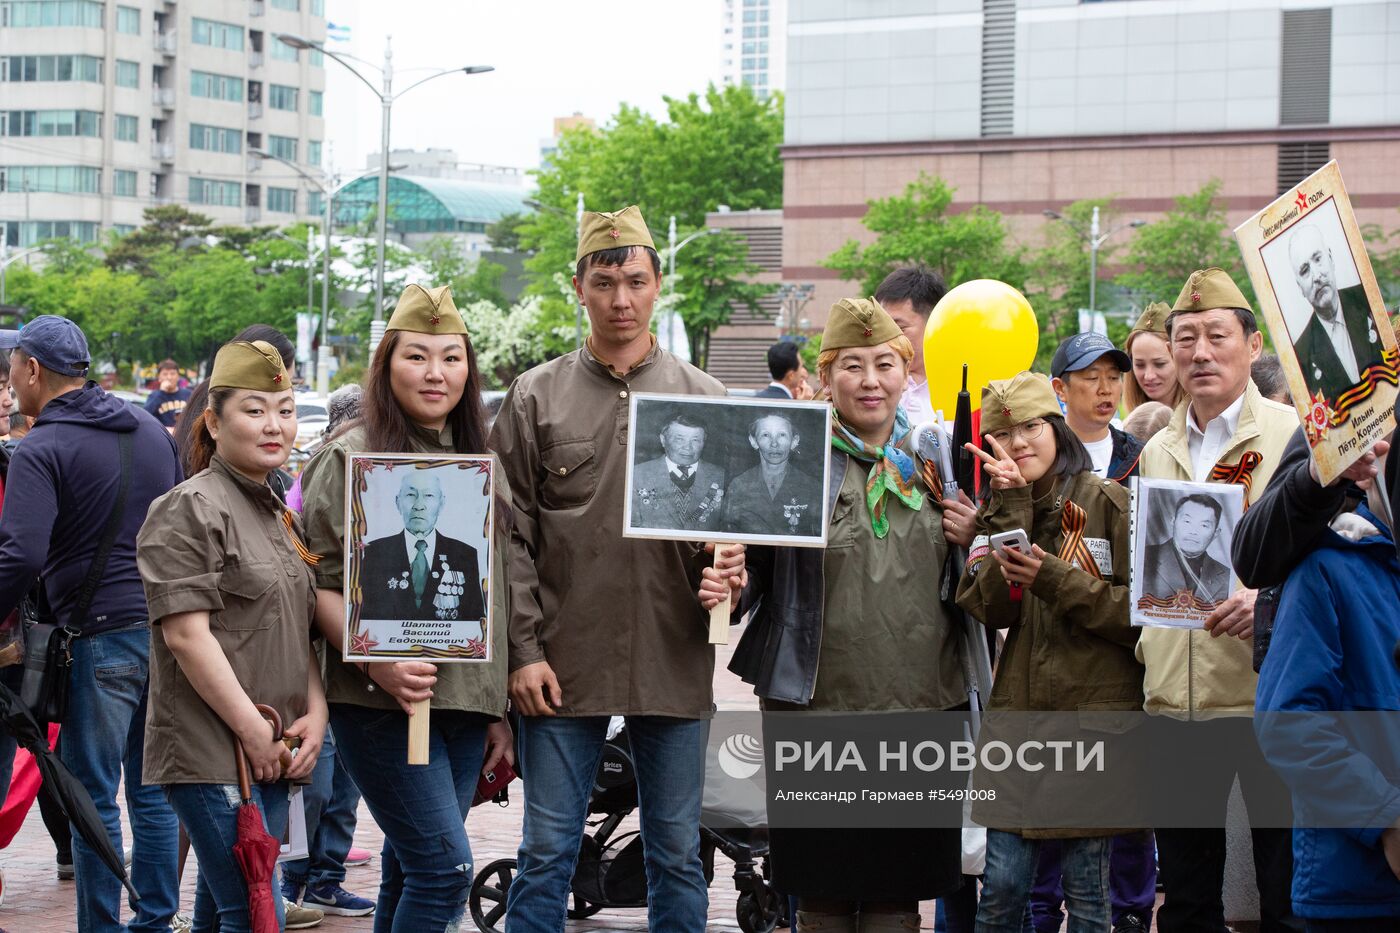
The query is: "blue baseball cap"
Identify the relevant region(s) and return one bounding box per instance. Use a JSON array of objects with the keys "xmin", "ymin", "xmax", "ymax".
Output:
[
  {"xmin": 1050, "ymin": 332, "xmax": 1130, "ymax": 380},
  {"xmin": 0, "ymin": 316, "xmax": 91, "ymax": 377}
]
